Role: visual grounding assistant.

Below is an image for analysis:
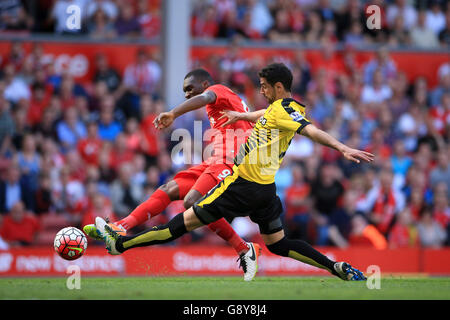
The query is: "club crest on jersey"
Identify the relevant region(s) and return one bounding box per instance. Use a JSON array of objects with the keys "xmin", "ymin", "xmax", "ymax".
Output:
[
  {"xmin": 289, "ymin": 111, "xmax": 303, "ymax": 122},
  {"xmin": 260, "ymin": 117, "xmax": 267, "ymax": 126}
]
